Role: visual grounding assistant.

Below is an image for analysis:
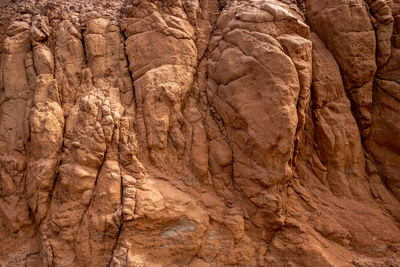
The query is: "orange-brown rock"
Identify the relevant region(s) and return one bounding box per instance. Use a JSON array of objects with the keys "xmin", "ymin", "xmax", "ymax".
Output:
[{"xmin": 0, "ymin": 0, "xmax": 400, "ymax": 266}]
